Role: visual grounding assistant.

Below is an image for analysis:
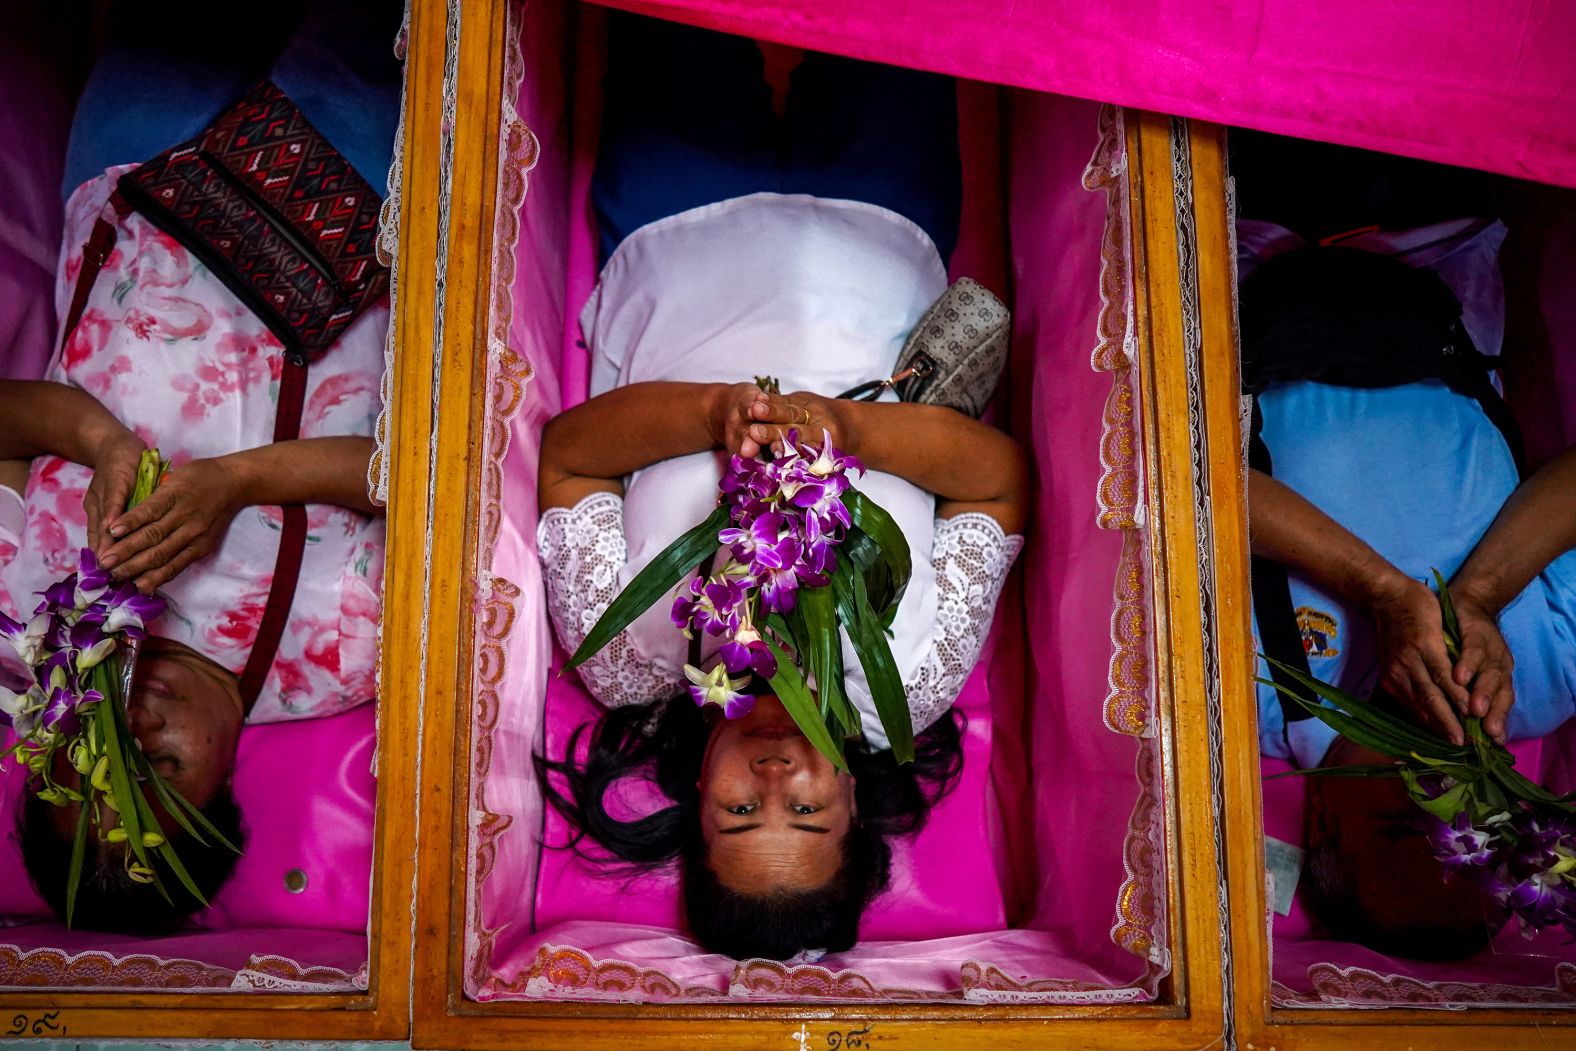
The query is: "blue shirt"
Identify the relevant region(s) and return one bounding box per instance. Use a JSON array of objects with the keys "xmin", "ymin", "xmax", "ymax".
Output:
[
  {"xmin": 64, "ymin": 1, "xmax": 401, "ymax": 196},
  {"xmin": 1254, "ymin": 380, "xmax": 1576, "ymax": 767}
]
